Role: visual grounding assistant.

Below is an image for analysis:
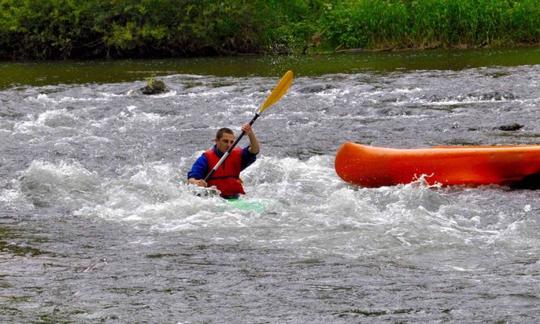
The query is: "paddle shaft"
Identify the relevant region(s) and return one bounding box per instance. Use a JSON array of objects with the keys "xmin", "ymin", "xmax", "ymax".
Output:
[
  {"xmin": 200, "ymin": 70, "xmax": 293, "ymax": 184},
  {"xmin": 203, "ymin": 113, "xmax": 259, "ymax": 182}
]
